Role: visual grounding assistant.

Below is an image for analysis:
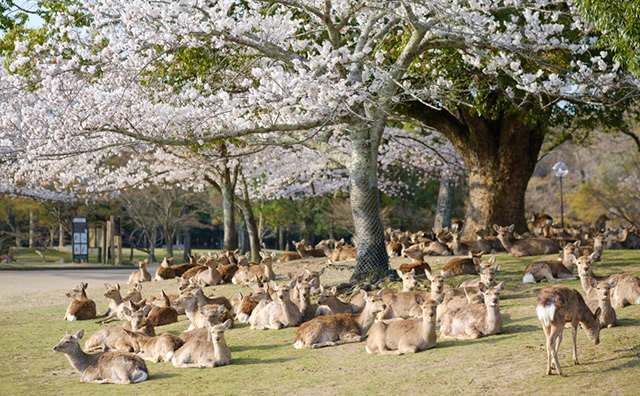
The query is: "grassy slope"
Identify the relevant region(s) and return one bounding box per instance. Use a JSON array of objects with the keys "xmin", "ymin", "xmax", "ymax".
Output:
[{"xmin": 1, "ymin": 251, "xmax": 640, "ymax": 395}]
